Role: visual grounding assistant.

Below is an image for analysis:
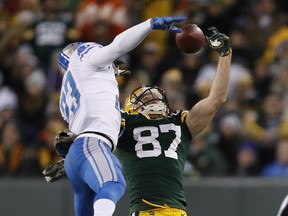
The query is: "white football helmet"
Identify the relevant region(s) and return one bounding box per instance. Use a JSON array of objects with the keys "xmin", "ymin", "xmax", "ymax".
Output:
[{"xmin": 58, "ymin": 42, "xmax": 84, "ymax": 74}]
